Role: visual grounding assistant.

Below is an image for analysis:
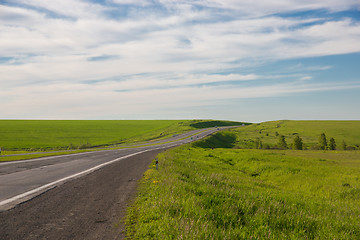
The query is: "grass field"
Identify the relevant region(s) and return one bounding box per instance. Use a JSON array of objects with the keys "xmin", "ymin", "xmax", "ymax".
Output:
[
  {"xmin": 230, "ymin": 120, "xmax": 360, "ymax": 150},
  {"xmin": 125, "ymin": 120, "xmax": 360, "ymax": 239},
  {"xmin": 0, "ymin": 120, "xmax": 179, "ymax": 150},
  {"xmin": 125, "ymin": 147, "xmax": 360, "ymax": 239},
  {"xmin": 0, "ymin": 119, "xmax": 242, "ymax": 151}
]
